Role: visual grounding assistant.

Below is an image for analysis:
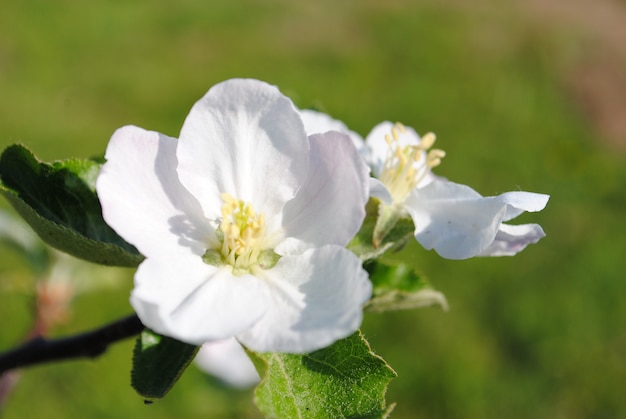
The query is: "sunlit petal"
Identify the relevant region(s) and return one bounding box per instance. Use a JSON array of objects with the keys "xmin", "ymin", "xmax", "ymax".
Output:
[
  {"xmin": 132, "ymin": 256, "xmax": 268, "ymax": 344},
  {"xmin": 277, "ymin": 132, "xmax": 369, "ymax": 254},
  {"xmin": 176, "ymin": 79, "xmax": 309, "ymax": 228},
  {"xmin": 237, "ymin": 246, "xmax": 371, "ymax": 353},
  {"xmin": 97, "ymin": 126, "xmax": 214, "ymax": 258}
]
